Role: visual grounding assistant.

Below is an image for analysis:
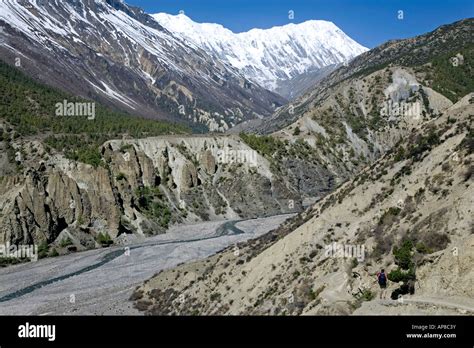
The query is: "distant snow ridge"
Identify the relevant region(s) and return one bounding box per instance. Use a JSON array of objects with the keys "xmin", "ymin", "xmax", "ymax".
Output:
[{"xmin": 153, "ymin": 13, "xmax": 368, "ymax": 91}]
